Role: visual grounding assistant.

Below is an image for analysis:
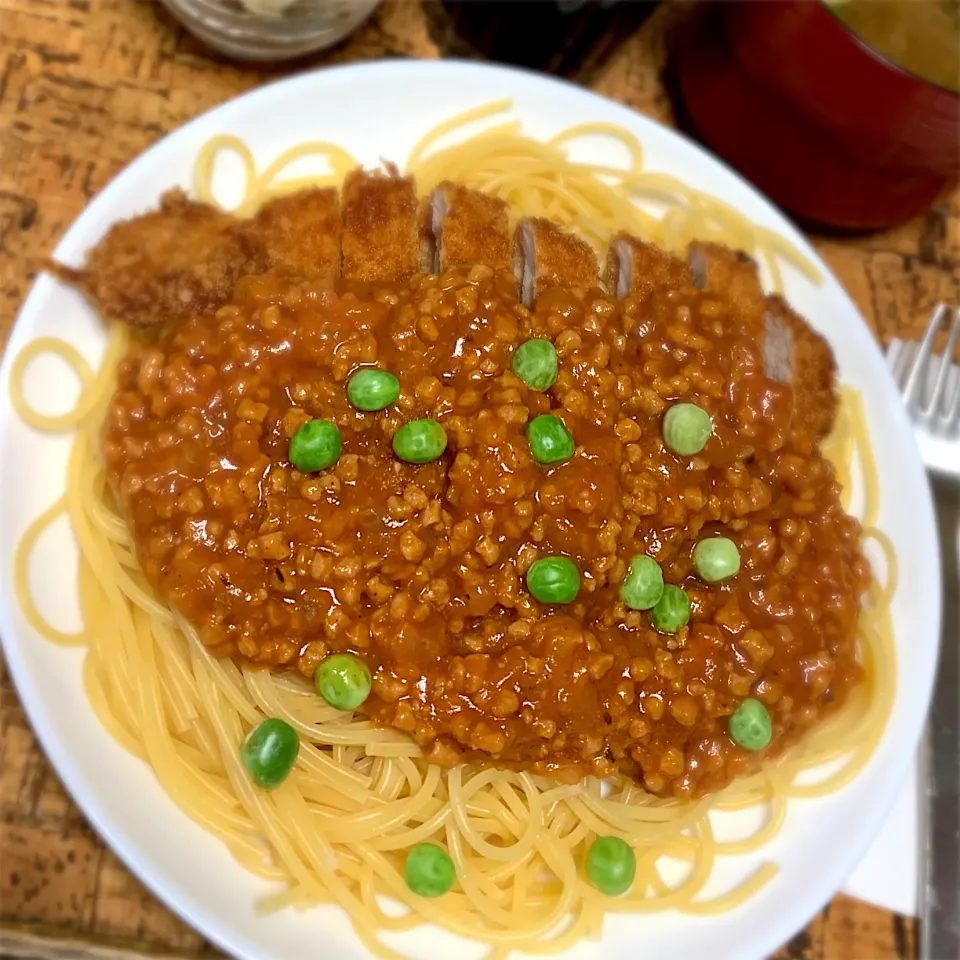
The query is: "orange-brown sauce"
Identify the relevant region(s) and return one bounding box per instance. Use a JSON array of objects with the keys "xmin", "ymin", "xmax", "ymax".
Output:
[{"xmin": 103, "ymin": 265, "xmax": 868, "ymax": 798}]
